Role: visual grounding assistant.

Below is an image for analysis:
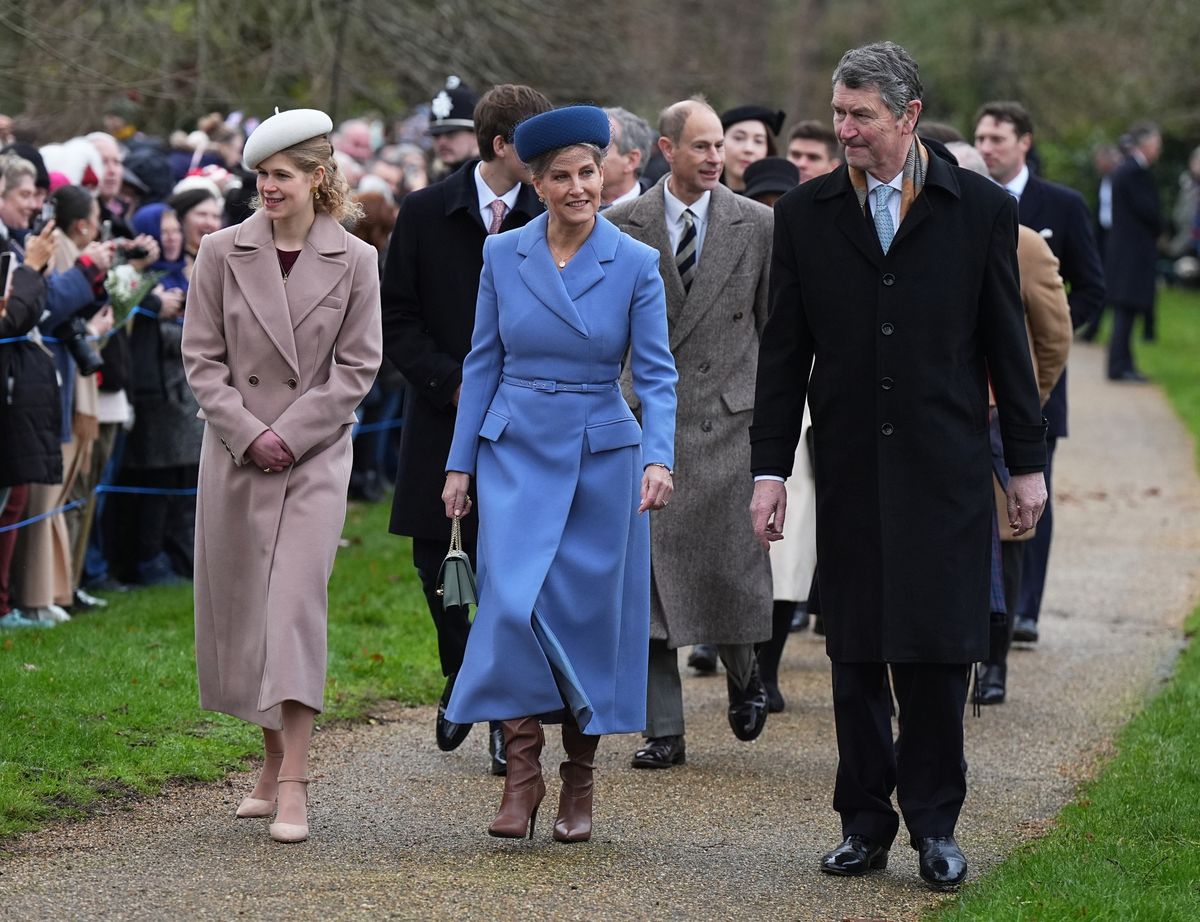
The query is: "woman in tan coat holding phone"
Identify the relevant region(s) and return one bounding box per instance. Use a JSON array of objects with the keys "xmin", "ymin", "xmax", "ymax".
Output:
[{"xmin": 182, "ymin": 108, "xmax": 382, "ymax": 844}]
